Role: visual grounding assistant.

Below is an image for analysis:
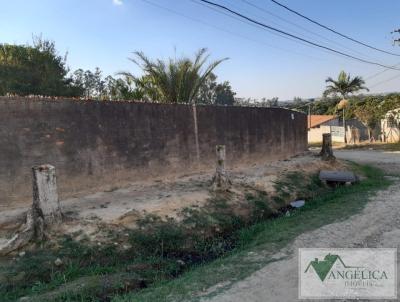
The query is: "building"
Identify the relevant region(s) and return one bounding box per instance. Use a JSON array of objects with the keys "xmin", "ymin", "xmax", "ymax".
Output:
[
  {"xmin": 308, "ymin": 115, "xmax": 343, "ymax": 143},
  {"xmin": 381, "ymin": 108, "xmax": 400, "ymax": 143},
  {"xmin": 308, "ymin": 115, "xmax": 369, "ymax": 143}
]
